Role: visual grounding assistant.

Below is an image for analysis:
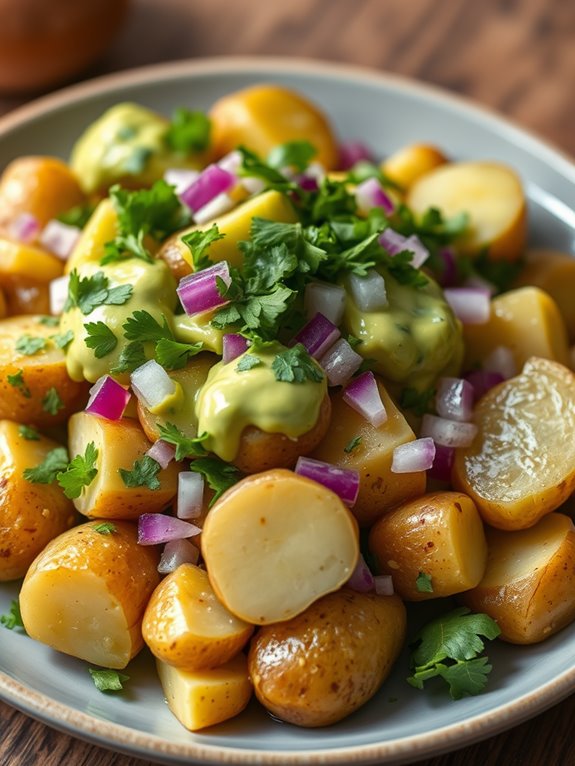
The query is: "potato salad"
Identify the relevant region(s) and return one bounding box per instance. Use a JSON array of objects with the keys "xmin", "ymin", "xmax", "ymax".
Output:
[{"xmin": 1, "ymin": 83, "xmax": 575, "ymax": 732}]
